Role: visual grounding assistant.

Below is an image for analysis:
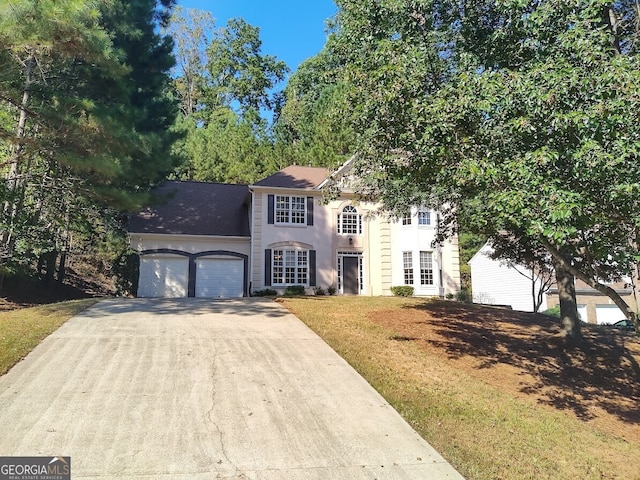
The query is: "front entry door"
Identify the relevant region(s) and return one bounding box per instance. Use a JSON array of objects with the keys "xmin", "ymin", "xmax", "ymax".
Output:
[{"xmin": 343, "ymin": 256, "xmax": 359, "ymax": 294}]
